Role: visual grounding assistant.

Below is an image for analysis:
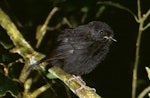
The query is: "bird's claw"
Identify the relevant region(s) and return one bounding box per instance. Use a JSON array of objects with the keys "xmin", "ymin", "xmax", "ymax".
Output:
[{"xmin": 67, "ymin": 75, "xmax": 96, "ymax": 93}]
